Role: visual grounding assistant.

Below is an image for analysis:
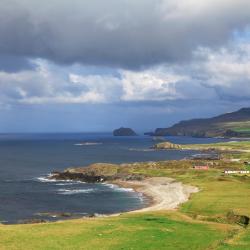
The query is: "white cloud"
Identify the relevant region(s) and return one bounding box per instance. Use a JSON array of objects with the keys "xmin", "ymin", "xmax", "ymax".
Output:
[
  {"xmin": 0, "ymin": 39, "xmax": 250, "ymax": 107},
  {"xmin": 0, "ymin": 60, "xmax": 109, "ymax": 104},
  {"xmin": 69, "ymin": 73, "xmax": 122, "ymax": 102},
  {"xmin": 0, "ymin": 59, "xmax": 188, "ymax": 105},
  {"xmin": 120, "ymin": 69, "xmax": 187, "ymax": 101},
  {"xmin": 191, "ymin": 43, "xmax": 250, "ymax": 98},
  {"xmin": 20, "ymin": 92, "xmax": 105, "ymax": 104}
]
